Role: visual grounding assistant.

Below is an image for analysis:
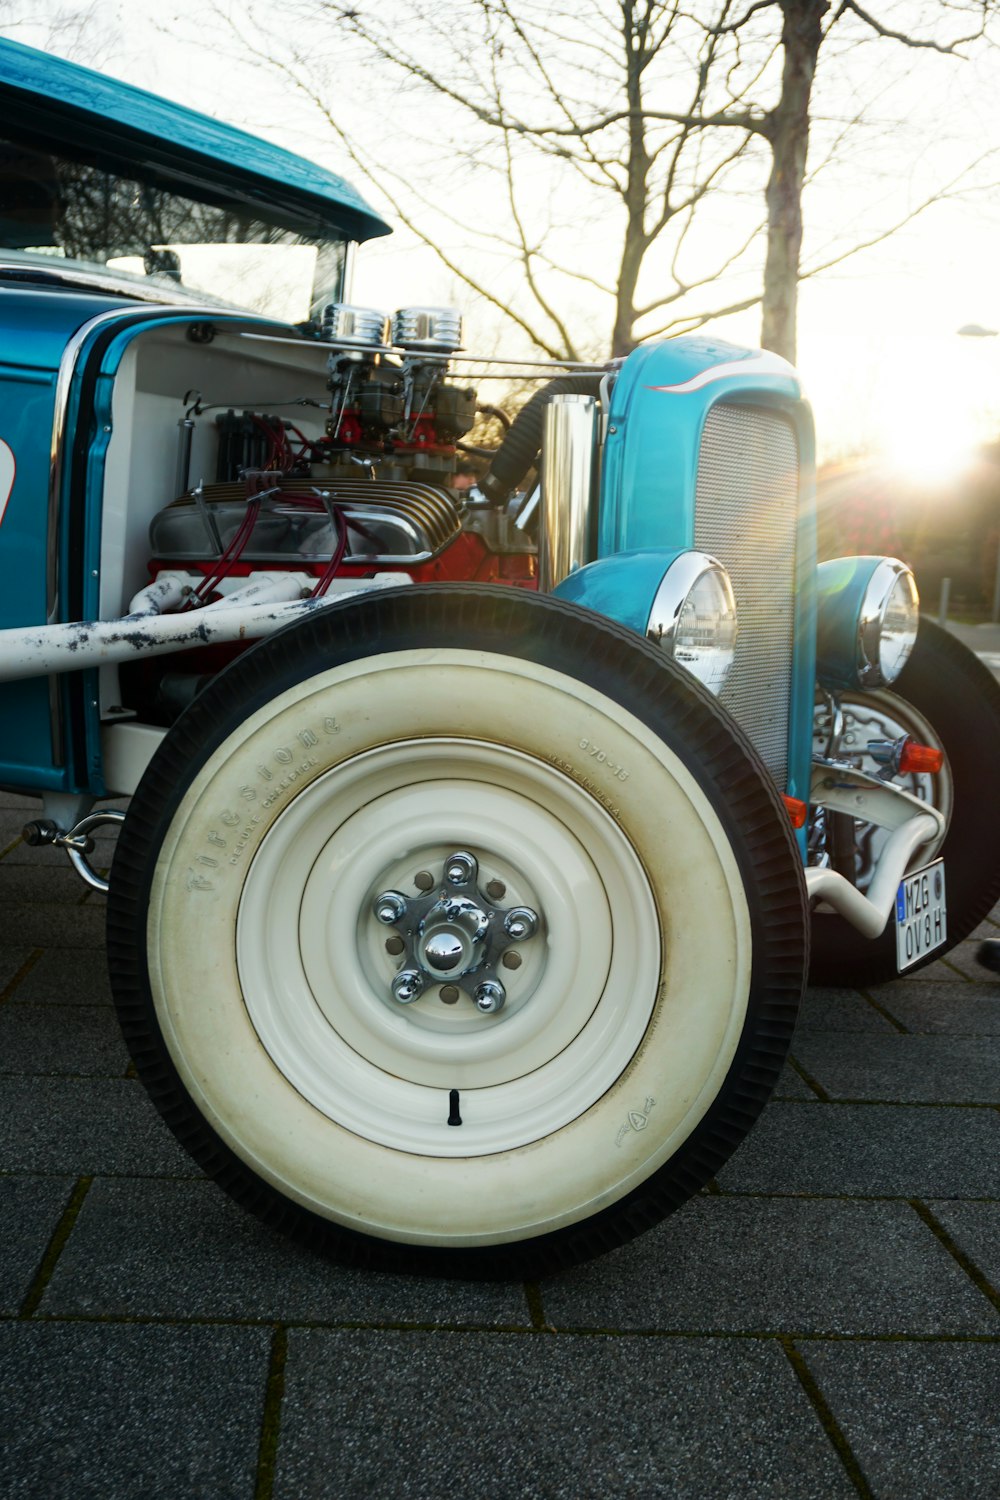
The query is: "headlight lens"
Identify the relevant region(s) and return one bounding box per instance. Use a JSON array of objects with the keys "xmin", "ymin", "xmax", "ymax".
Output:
[
  {"xmin": 647, "ymin": 553, "xmax": 738, "ymax": 695},
  {"xmin": 859, "ymin": 560, "xmax": 919, "ymax": 685}
]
